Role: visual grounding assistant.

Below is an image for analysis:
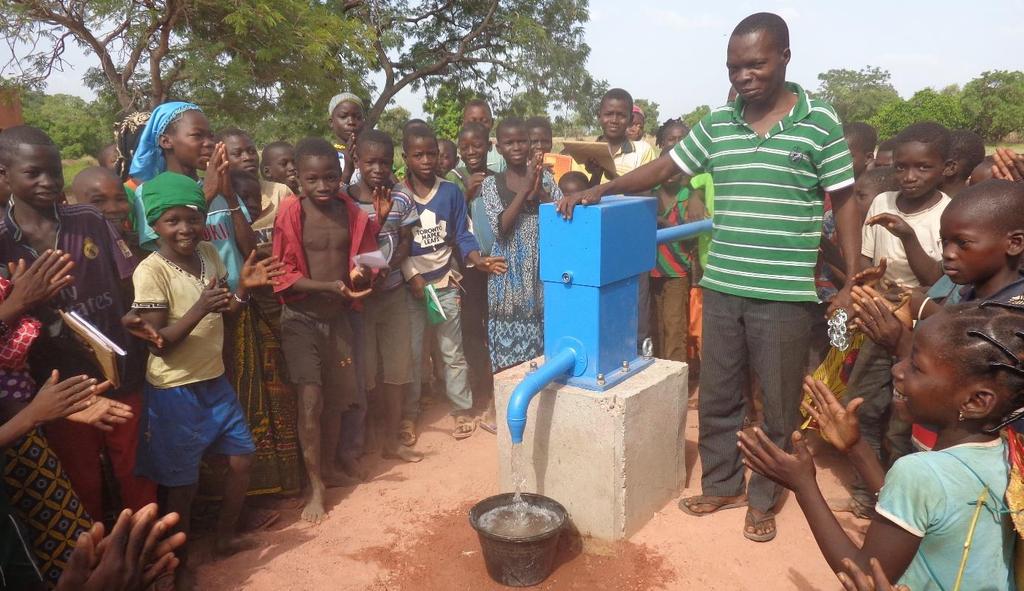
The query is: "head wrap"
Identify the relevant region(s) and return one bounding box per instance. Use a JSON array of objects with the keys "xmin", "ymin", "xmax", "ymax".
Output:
[
  {"xmin": 128, "ymin": 101, "xmax": 202, "ymax": 183},
  {"xmin": 632, "ymin": 105, "xmax": 644, "ymax": 119},
  {"xmin": 327, "ymin": 93, "xmax": 364, "ymax": 117},
  {"xmin": 141, "ymin": 171, "xmax": 207, "ymax": 225}
]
